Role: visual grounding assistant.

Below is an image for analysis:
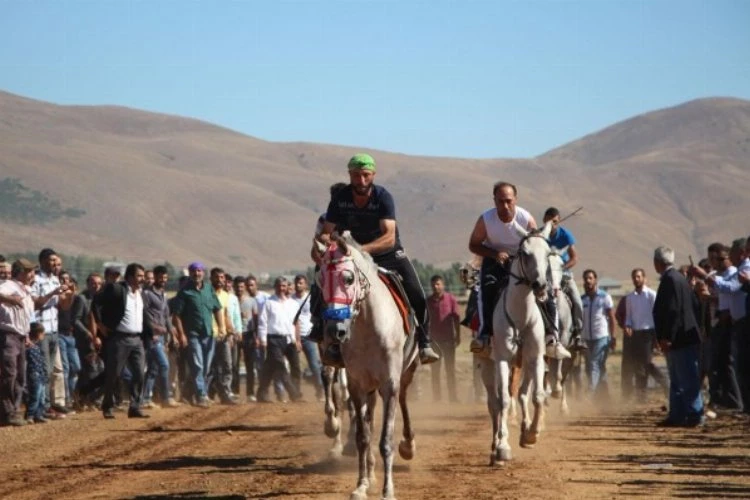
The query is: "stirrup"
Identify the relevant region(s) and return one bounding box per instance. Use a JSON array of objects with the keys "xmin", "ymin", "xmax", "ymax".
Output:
[{"xmin": 469, "ymin": 337, "xmax": 491, "ymax": 357}]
